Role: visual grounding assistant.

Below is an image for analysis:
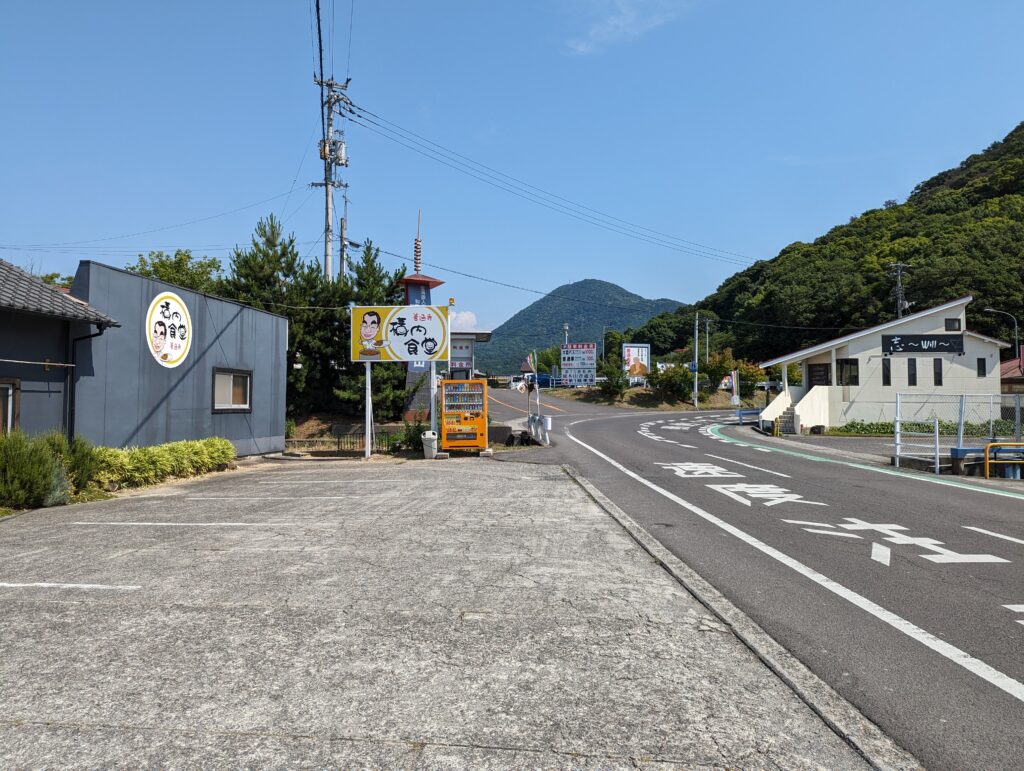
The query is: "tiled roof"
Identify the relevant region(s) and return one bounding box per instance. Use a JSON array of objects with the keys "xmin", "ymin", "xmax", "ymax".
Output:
[{"xmin": 0, "ymin": 259, "xmax": 119, "ymax": 326}]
